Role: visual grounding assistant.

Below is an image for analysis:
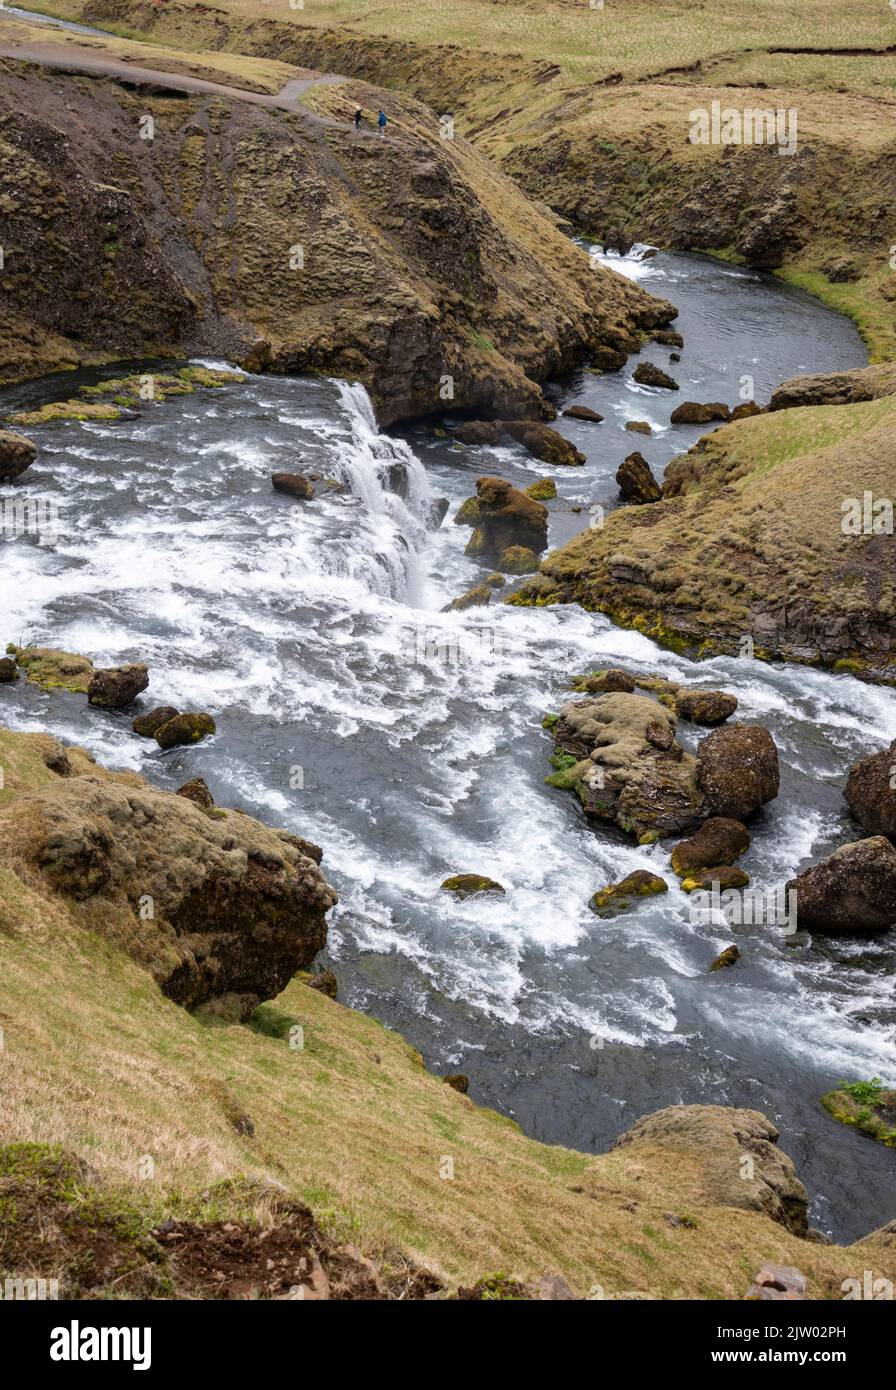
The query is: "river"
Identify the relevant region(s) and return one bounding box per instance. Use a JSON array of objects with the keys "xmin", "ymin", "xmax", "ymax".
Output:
[{"xmin": 1, "ymin": 246, "xmax": 893, "ymax": 1241}]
